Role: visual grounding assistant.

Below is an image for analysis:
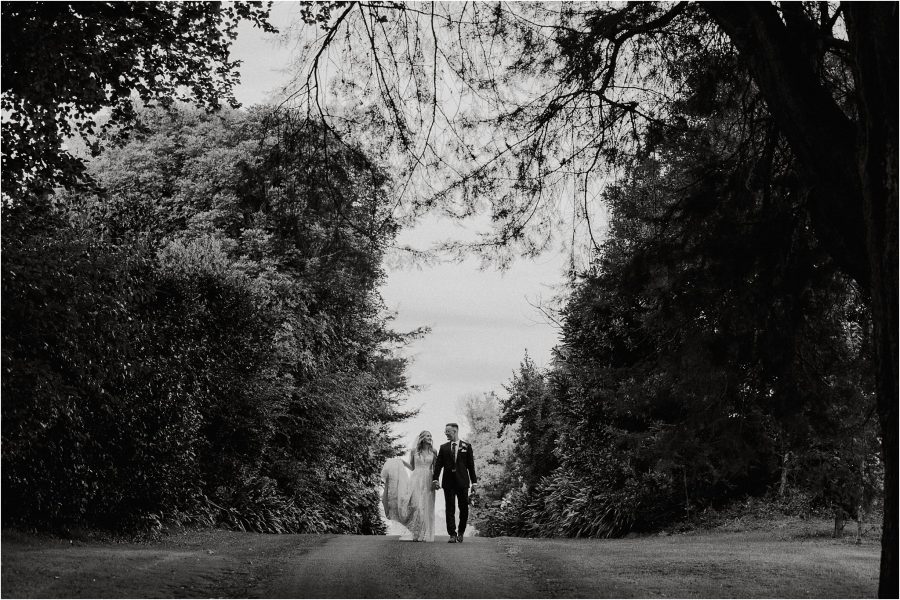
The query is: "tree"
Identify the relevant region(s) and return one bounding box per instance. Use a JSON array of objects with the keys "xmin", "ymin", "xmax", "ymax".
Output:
[
  {"xmin": 0, "ymin": 1, "xmax": 276, "ymax": 201},
  {"xmin": 293, "ymin": 3, "xmax": 896, "ymax": 592},
  {"xmin": 706, "ymin": 8, "xmax": 896, "ymax": 591},
  {"xmin": 461, "ymin": 392, "xmax": 518, "ymax": 502},
  {"xmin": 479, "ymin": 66, "xmax": 879, "ymax": 538},
  {"xmin": 499, "ymin": 354, "xmax": 559, "ymax": 490},
  {"xmin": 2, "ymin": 106, "xmax": 417, "ymax": 534}
]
